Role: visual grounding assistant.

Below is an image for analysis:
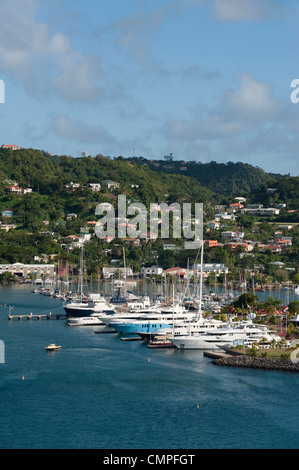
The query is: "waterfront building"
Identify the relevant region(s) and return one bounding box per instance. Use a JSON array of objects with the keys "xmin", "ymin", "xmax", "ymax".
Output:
[{"xmin": 0, "ymin": 263, "xmax": 55, "ymax": 278}]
